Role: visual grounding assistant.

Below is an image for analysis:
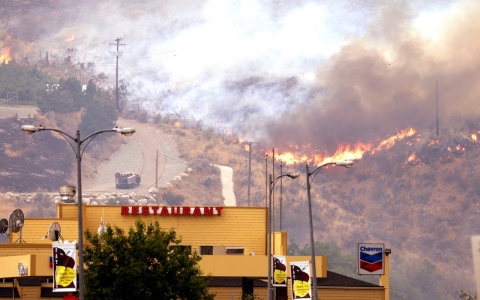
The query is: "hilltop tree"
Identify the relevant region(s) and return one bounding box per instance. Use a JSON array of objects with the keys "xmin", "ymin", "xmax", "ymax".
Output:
[
  {"xmin": 83, "ymin": 220, "xmax": 215, "ymax": 300},
  {"xmin": 0, "ymin": 61, "xmax": 52, "ymax": 104},
  {"xmin": 79, "ymin": 80, "xmax": 118, "ymax": 136},
  {"xmin": 37, "ymin": 77, "xmax": 84, "ymax": 113}
]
